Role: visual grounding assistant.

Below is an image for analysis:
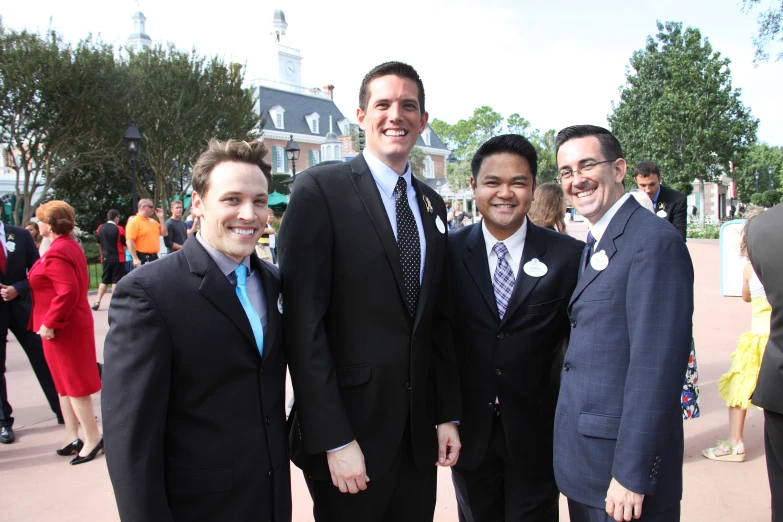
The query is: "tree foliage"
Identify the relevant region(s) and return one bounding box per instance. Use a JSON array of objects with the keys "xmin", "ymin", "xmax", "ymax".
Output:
[
  {"xmin": 609, "ymin": 21, "xmax": 758, "ymax": 198},
  {"xmin": 731, "ymin": 142, "xmax": 783, "ymax": 202},
  {"xmin": 445, "ymin": 161, "xmax": 472, "ymax": 193},
  {"xmin": 409, "ymin": 147, "xmax": 426, "ymax": 181},
  {"xmin": 742, "ymin": 0, "xmax": 783, "ymax": 62}
]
